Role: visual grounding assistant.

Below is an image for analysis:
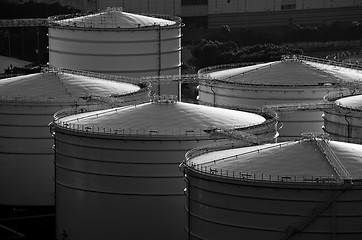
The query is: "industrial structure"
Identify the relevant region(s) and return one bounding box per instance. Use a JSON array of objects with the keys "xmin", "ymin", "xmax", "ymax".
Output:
[
  {"xmin": 47, "ymin": 8, "xmax": 183, "ymax": 97},
  {"xmin": 0, "ymin": 67, "xmax": 149, "ymax": 206},
  {"xmin": 323, "ymin": 90, "xmax": 362, "ymax": 143},
  {"xmin": 181, "ymin": 133, "xmax": 362, "ymax": 240},
  {"xmin": 50, "ymin": 94, "xmax": 278, "ymax": 240},
  {"xmin": 8, "ymin": 0, "xmax": 362, "ymax": 30},
  {"xmin": 197, "ymin": 55, "xmax": 362, "ymax": 140}
]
